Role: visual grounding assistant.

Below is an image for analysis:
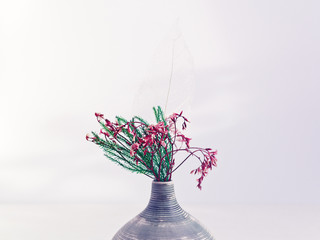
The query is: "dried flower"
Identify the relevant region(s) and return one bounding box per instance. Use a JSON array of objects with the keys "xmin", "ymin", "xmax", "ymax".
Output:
[{"xmin": 87, "ymin": 106, "xmax": 218, "ymax": 189}]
